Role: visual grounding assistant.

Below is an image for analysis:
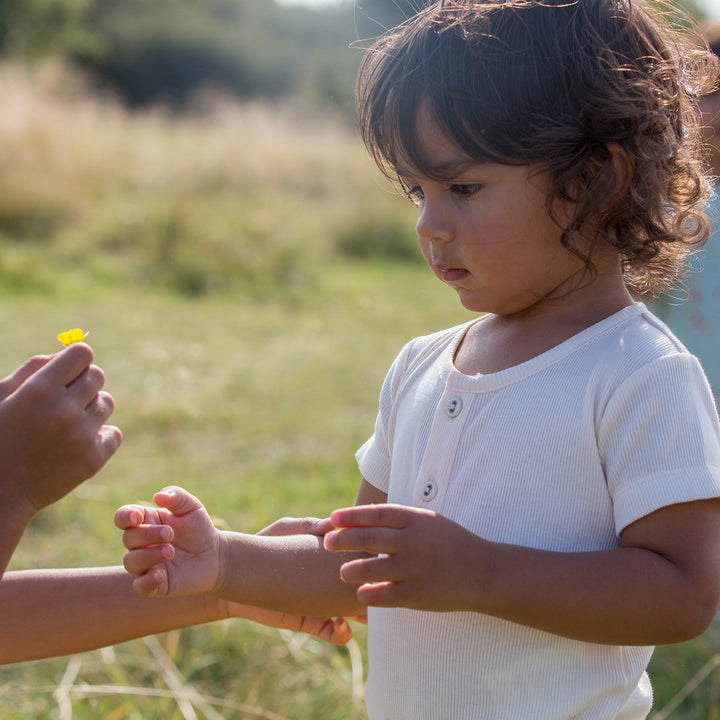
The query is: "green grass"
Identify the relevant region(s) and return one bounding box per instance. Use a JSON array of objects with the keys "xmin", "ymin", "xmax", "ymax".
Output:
[{"xmin": 0, "ymin": 58, "xmax": 719, "ymax": 719}]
